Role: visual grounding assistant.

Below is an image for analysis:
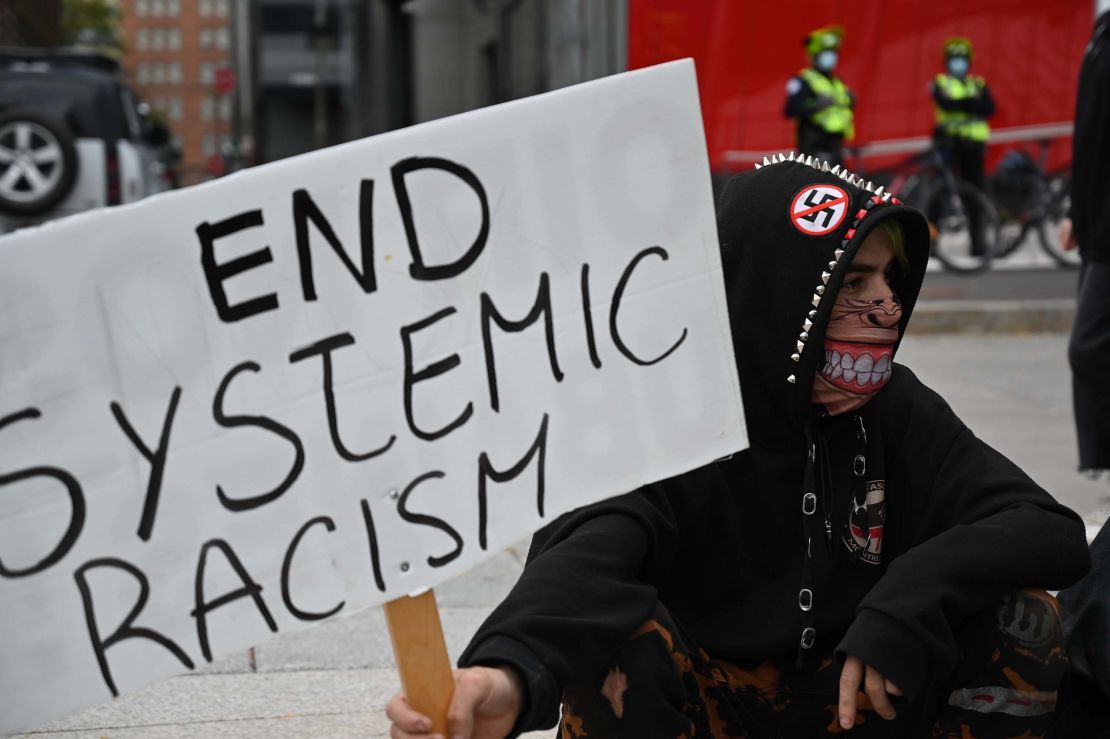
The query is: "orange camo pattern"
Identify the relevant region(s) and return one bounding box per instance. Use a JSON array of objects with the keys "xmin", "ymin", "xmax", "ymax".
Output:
[{"xmin": 558, "ymin": 590, "xmax": 1065, "ymax": 738}]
